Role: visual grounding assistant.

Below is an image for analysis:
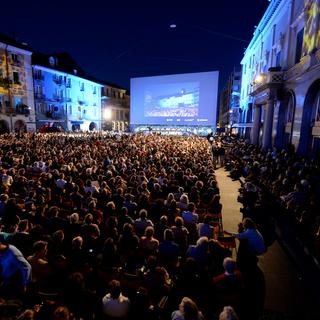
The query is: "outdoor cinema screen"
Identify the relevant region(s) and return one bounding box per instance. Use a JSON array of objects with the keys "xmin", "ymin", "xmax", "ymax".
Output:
[{"xmin": 130, "ymin": 71, "xmax": 219, "ymax": 126}]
